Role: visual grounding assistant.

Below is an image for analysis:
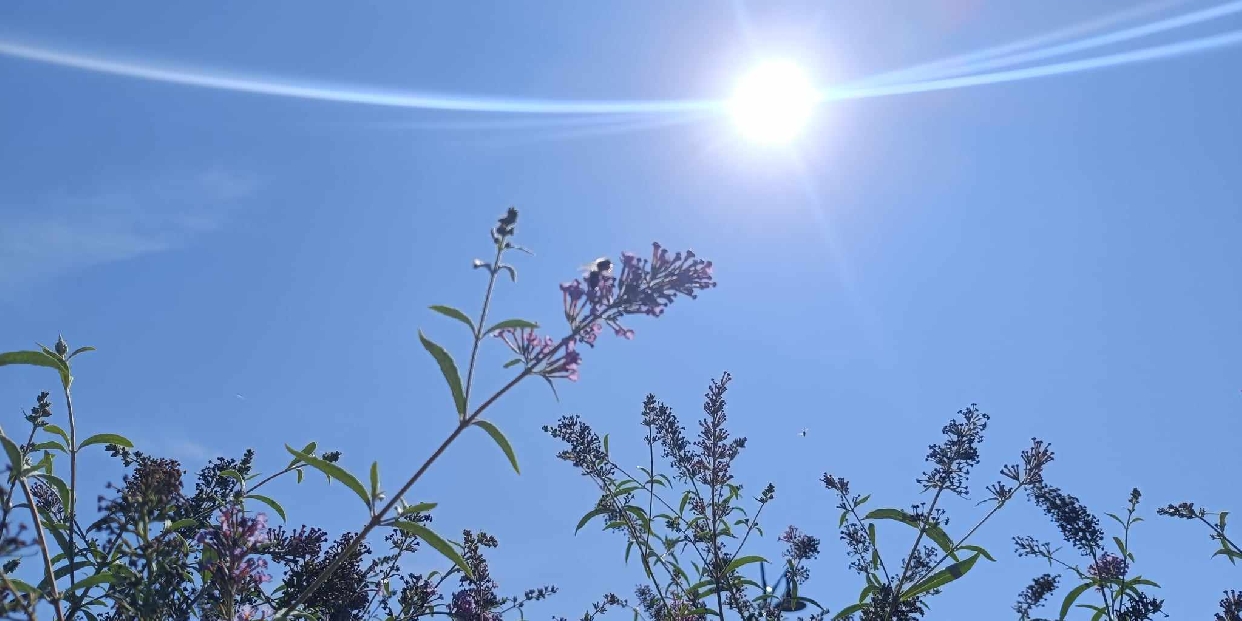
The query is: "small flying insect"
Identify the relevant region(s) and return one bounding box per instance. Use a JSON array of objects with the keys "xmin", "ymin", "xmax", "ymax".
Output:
[
  {"xmin": 581, "ymin": 256, "xmax": 613, "ymax": 289},
  {"xmin": 798, "ymin": 428, "xmax": 808, "ymax": 437}
]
